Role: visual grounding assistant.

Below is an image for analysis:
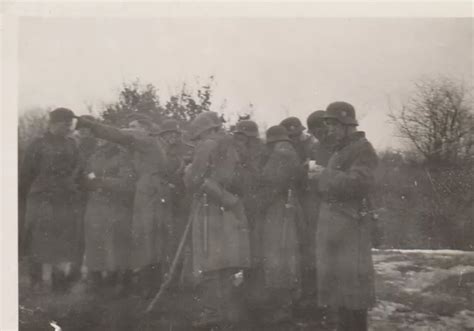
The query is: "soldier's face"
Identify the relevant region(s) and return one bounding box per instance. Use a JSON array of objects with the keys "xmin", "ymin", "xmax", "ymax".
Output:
[
  {"xmin": 309, "ymin": 122, "xmax": 327, "ymax": 142},
  {"xmin": 233, "ymin": 133, "xmax": 249, "ymax": 155},
  {"xmin": 49, "ymin": 120, "xmax": 73, "ymax": 137},
  {"xmin": 325, "ymin": 118, "xmax": 345, "ymax": 143}
]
